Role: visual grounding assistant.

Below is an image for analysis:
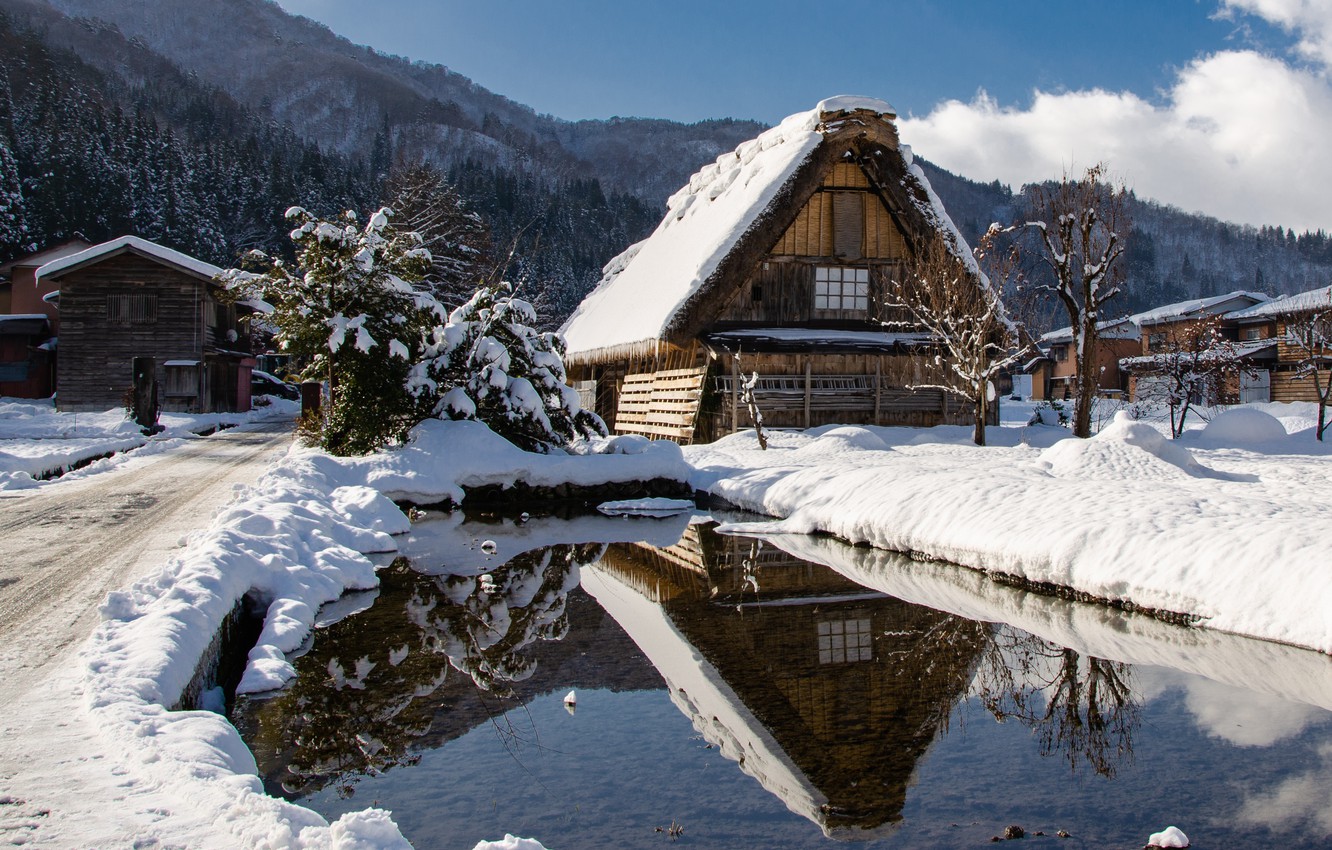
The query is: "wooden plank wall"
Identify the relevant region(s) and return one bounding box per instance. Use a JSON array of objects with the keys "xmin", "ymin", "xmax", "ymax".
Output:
[
  {"xmin": 612, "ymin": 367, "xmax": 708, "ymax": 443},
  {"xmin": 54, "ymin": 253, "xmax": 251, "ymax": 412},
  {"xmin": 769, "ymin": 163, "xmax": 907, "ymax": 261}
]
